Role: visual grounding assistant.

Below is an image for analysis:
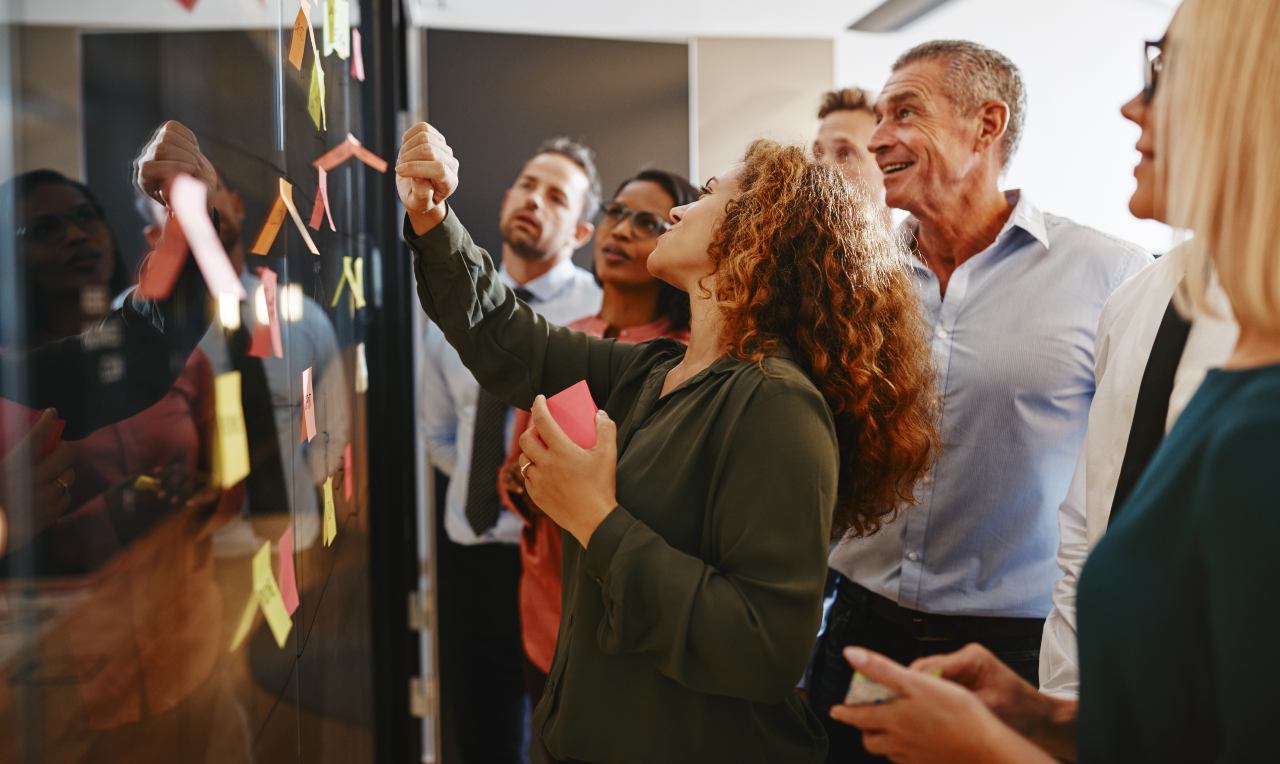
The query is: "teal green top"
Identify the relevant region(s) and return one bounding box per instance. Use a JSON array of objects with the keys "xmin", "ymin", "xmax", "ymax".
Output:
[
  {"xmin": 1078, "ymin": 363, "xmax": 1280, "ymax": 762},
  {"xmin": 406, "ymin": 211, "xmax": 832, "ymax": 763}
]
